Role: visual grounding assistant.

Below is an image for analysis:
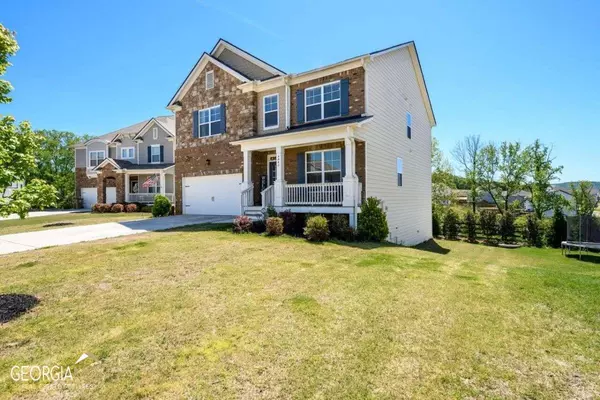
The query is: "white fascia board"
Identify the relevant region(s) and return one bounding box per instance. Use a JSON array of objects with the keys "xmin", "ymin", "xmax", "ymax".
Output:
[
  {"xmin": 211, "ymin": 39, "xmax": 285, "ymax": 76},
  {"xmin": 238, "ymin": 76, "xmax": 287, "ymax": 93}
]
